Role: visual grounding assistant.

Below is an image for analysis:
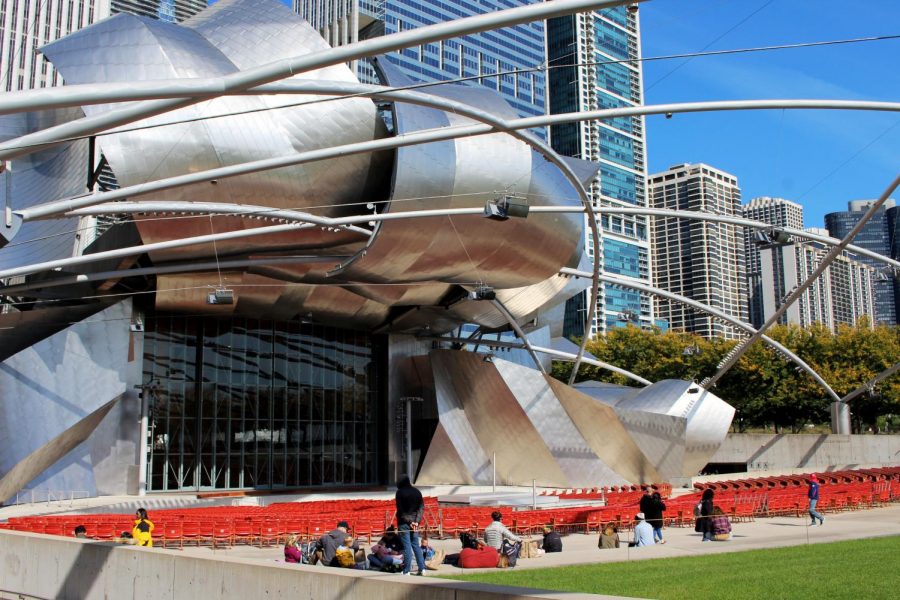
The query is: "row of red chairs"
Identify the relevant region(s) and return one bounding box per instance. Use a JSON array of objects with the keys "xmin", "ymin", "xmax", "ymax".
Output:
[{"xmin": 4, "ymin": 468, "xmax": 896, "ymax": 546}]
